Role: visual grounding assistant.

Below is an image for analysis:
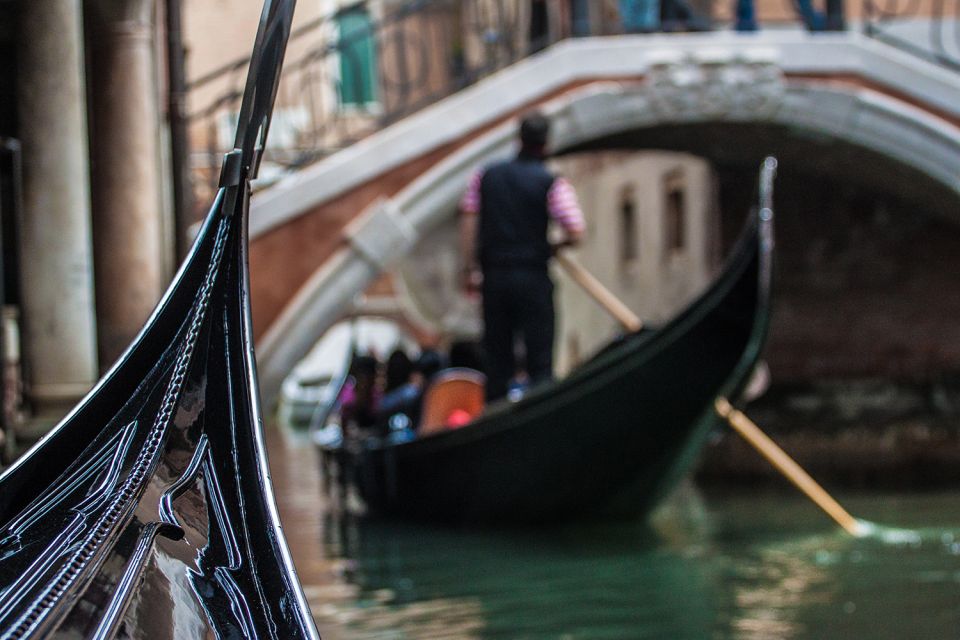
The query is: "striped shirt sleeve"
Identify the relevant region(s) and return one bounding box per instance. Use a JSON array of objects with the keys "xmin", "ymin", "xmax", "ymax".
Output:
[
  {"xmin": 547, "ymin": 177, "xmax": 585, "ymax": 234},
  {"xmin": 460, "ymin": 169, "xmax": 484, "ymax": 214}
]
